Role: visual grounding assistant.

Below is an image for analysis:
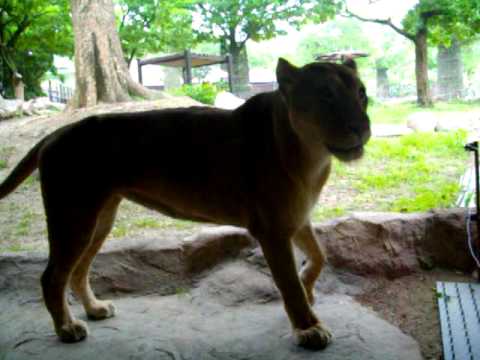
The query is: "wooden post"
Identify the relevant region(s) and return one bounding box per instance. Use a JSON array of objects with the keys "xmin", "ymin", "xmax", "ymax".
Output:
[
  {"xmin": 12, "ymin": 72, "xmax": 24, "ymax": 100},
  {"xmin": 226, "ymin": 54, "xmax": 234, "ymax": 93},
  {"xmin": 137, "ymin": 59, "xmax": 143, "ymax": 85},
  {"xmin": 184, "ymin": 49, "xmax": 193, "ymax": 84},
  {"xmin": 48, "ymin": 81, "xmax": 53, "ymax": 102}
]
